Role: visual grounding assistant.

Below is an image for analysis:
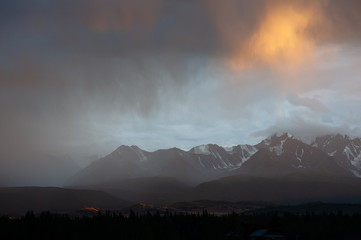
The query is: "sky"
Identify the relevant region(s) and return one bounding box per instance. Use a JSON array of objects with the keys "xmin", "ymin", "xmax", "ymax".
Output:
[{"xmin": 1, "ymin": 0, "xmax": 361, "ymax": 171}]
